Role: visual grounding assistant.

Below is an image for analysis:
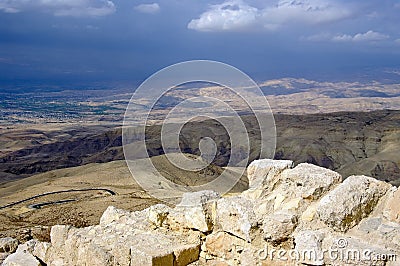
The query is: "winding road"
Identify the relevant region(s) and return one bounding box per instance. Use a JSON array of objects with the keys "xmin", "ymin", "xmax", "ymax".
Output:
[{"xmin": 0, "ymin": 188, "xmax": 116, "ymax": 210}]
